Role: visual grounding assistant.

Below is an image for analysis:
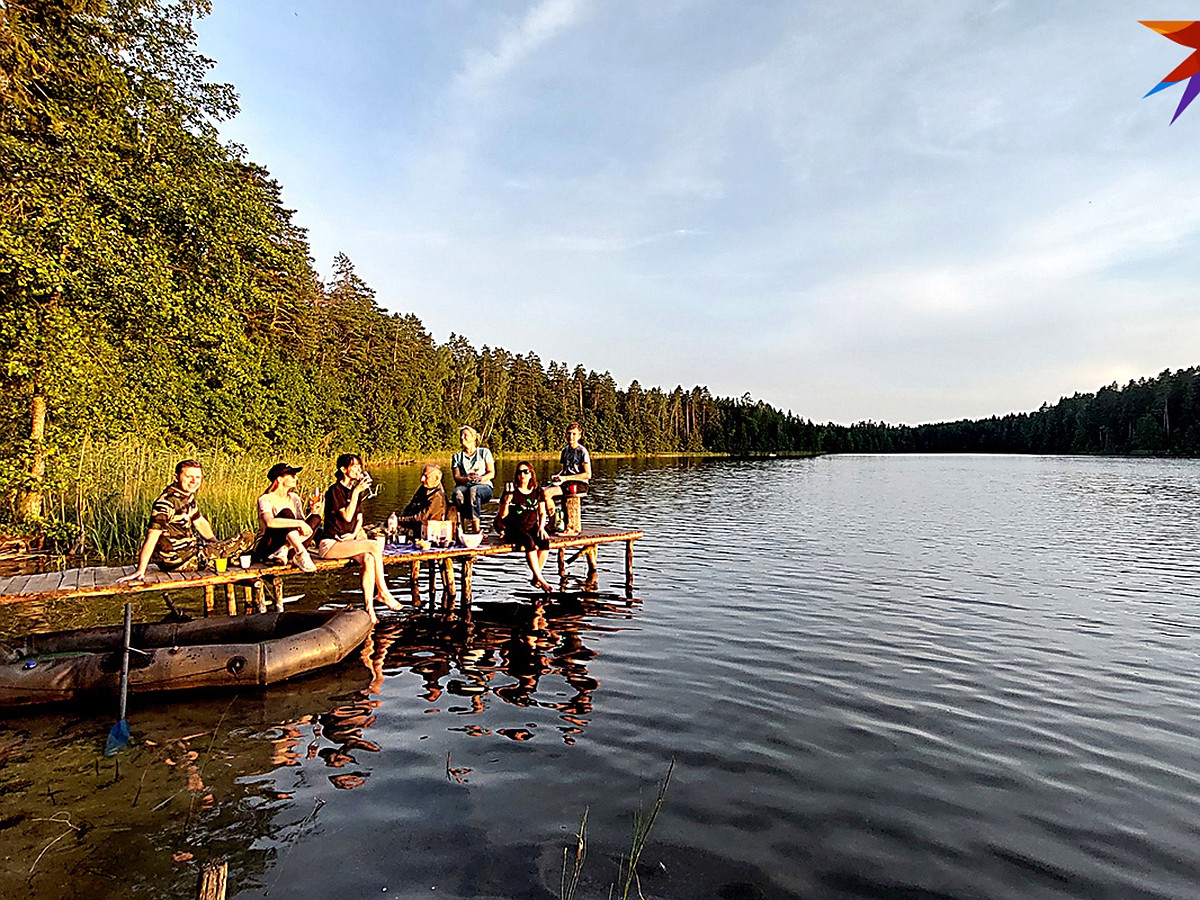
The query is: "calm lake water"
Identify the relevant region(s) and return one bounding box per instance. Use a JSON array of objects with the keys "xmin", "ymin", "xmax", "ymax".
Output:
[{"xmin": 2, "ymin": 455, "xmax": 1200, "ymax": 899}]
